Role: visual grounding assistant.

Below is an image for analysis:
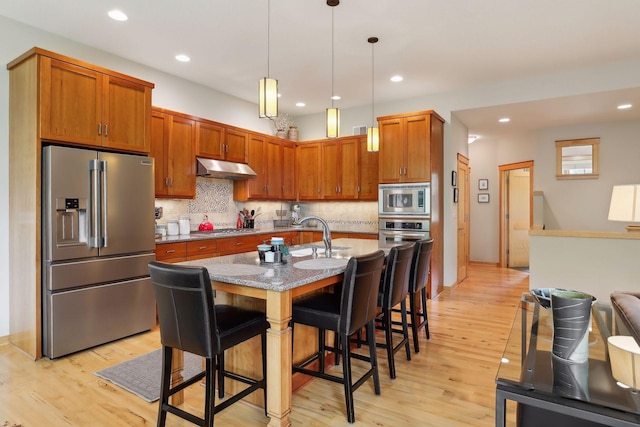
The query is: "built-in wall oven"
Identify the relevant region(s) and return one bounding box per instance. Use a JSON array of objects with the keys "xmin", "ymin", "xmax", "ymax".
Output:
[
  {"xmin": 378, "ymin": 182, "xmax": 431, "ymax": 245},
  {"xmin": 378, "ymin": 218, "xmax": 430, "ymax": 245},
  {"xmin": 378, "ymin": 182, "xmax": 430, "ymax": 216}
]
